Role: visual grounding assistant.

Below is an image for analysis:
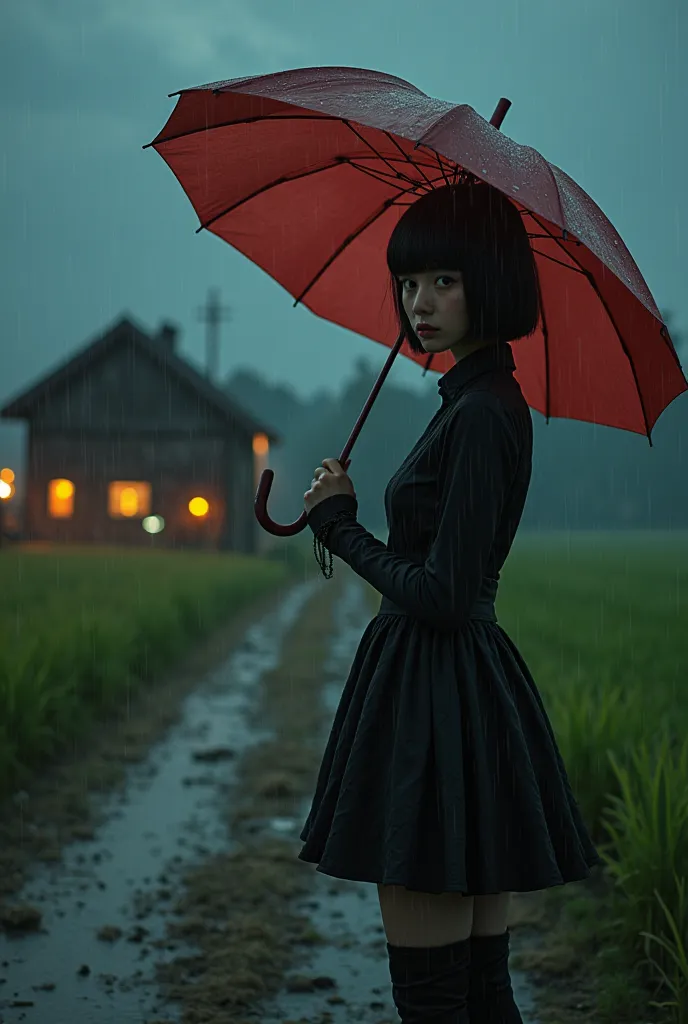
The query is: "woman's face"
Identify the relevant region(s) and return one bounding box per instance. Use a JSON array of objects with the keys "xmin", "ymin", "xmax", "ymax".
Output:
[
  {"xmin": 399, "ymin": 269, "xmax": 471, "ymax": 357},
  {"xmin": 399, "ymin": 269, "xmax": 496, "ymax": 363}
]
